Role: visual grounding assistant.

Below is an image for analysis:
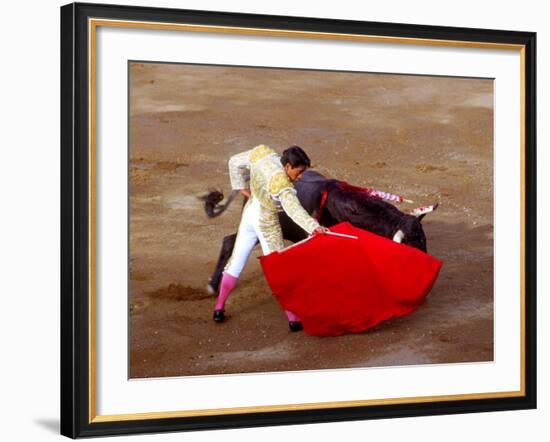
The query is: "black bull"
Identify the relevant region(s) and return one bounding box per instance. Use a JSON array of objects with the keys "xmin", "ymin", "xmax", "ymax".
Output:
[{"xmin": 203, "ymin": 170, "xmax": 430, "ymax": 294}]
